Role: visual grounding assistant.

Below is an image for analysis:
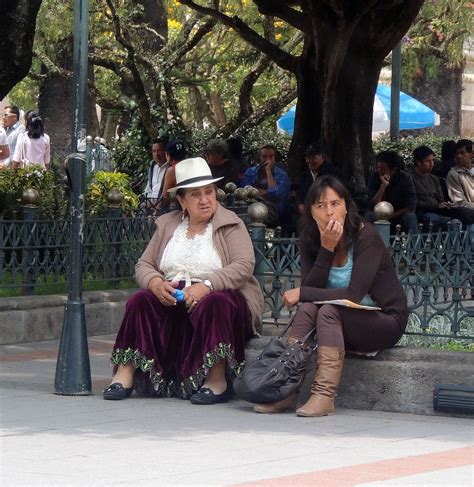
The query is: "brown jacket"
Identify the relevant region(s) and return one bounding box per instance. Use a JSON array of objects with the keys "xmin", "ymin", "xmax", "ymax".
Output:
[{"xmin": 135, "ymin": 204, "xmax": 264, "ymax": 333}]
